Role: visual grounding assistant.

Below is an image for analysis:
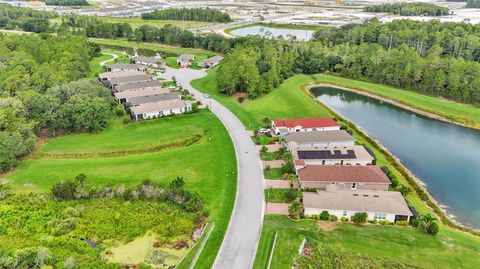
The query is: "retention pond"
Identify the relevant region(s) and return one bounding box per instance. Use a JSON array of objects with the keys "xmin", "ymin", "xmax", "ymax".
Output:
[{"xmin": 312, "ymin": 86, "xmax": 480, "ymax": 229}]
